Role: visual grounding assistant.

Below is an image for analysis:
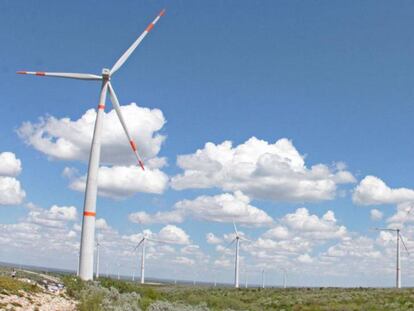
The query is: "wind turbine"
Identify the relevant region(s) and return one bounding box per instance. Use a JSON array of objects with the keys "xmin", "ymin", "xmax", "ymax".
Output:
[
  {"xmin": 95, "ymin": 237, "xmax": 101, "ymax": 279},
  {"xmin": 17, "ymin": 9, "xmax": 166, "ymax": 281},
  {"xmin": 261, "ymin": 269, "xmax": 265, "ymax": 289},
  {"xmin": 244, "ymin": 267, "xmax": 248, "ymax": 288},
  {"xmin": 227, "ymin": 221, "xmax": 251, "ymax": 288},
  {"xmin": 374, "ymin": 228, "xmax": 410, "ymax": 288},
  {"xmin": 133, "ymin": 228, "xmax": 173, "ymax": 284},
  {"xmin": 281, "ymin": 268, "xmax": 287, "ymax": 289}
]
